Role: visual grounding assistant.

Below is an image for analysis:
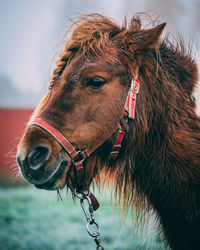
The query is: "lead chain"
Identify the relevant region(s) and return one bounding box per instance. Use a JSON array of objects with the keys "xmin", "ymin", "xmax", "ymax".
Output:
[{"xmin": 76, "ymin": 192, "xmax": 104, "ymax": 250}]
